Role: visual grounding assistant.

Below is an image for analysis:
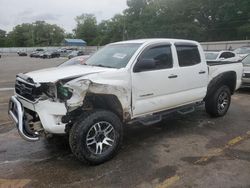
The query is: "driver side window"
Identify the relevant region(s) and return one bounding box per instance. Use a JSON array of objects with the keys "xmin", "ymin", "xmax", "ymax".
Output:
[{"xmin": 140, "ymin": 45, "xmax": 173, "ymax": 70}]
